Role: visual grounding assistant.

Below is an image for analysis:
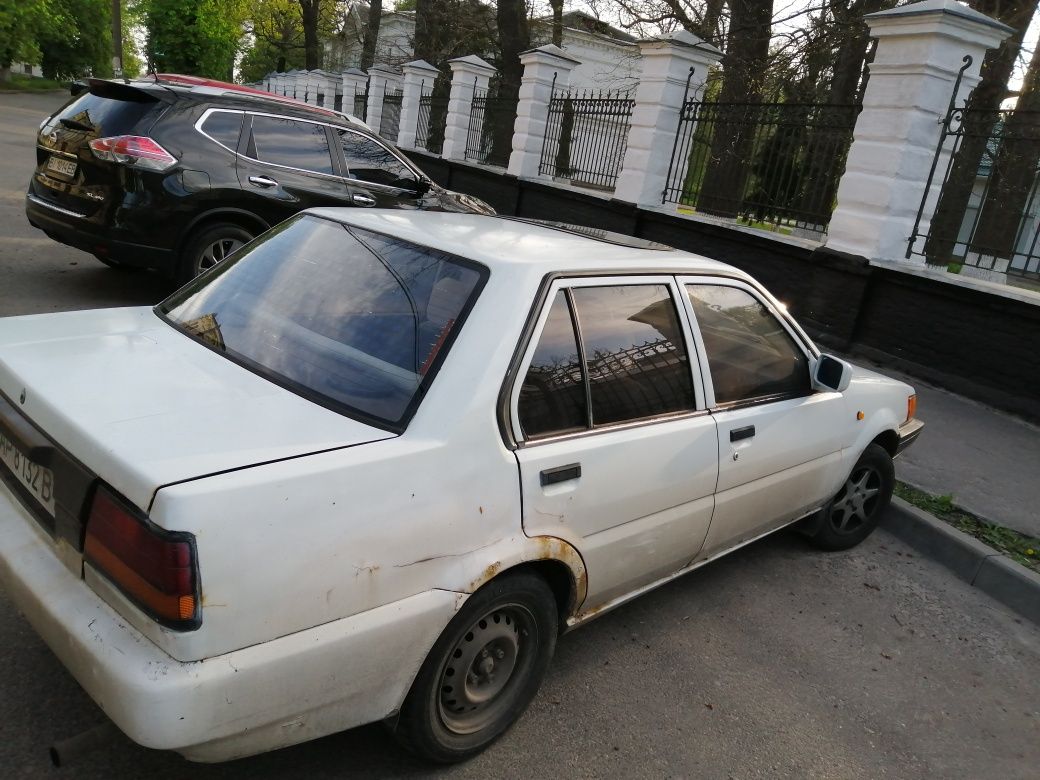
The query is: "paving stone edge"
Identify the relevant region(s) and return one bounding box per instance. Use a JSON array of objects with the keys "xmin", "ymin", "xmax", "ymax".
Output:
[{"xmin": 881, "ymin": 497, "xmax": 1040, "ymax": 625}]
